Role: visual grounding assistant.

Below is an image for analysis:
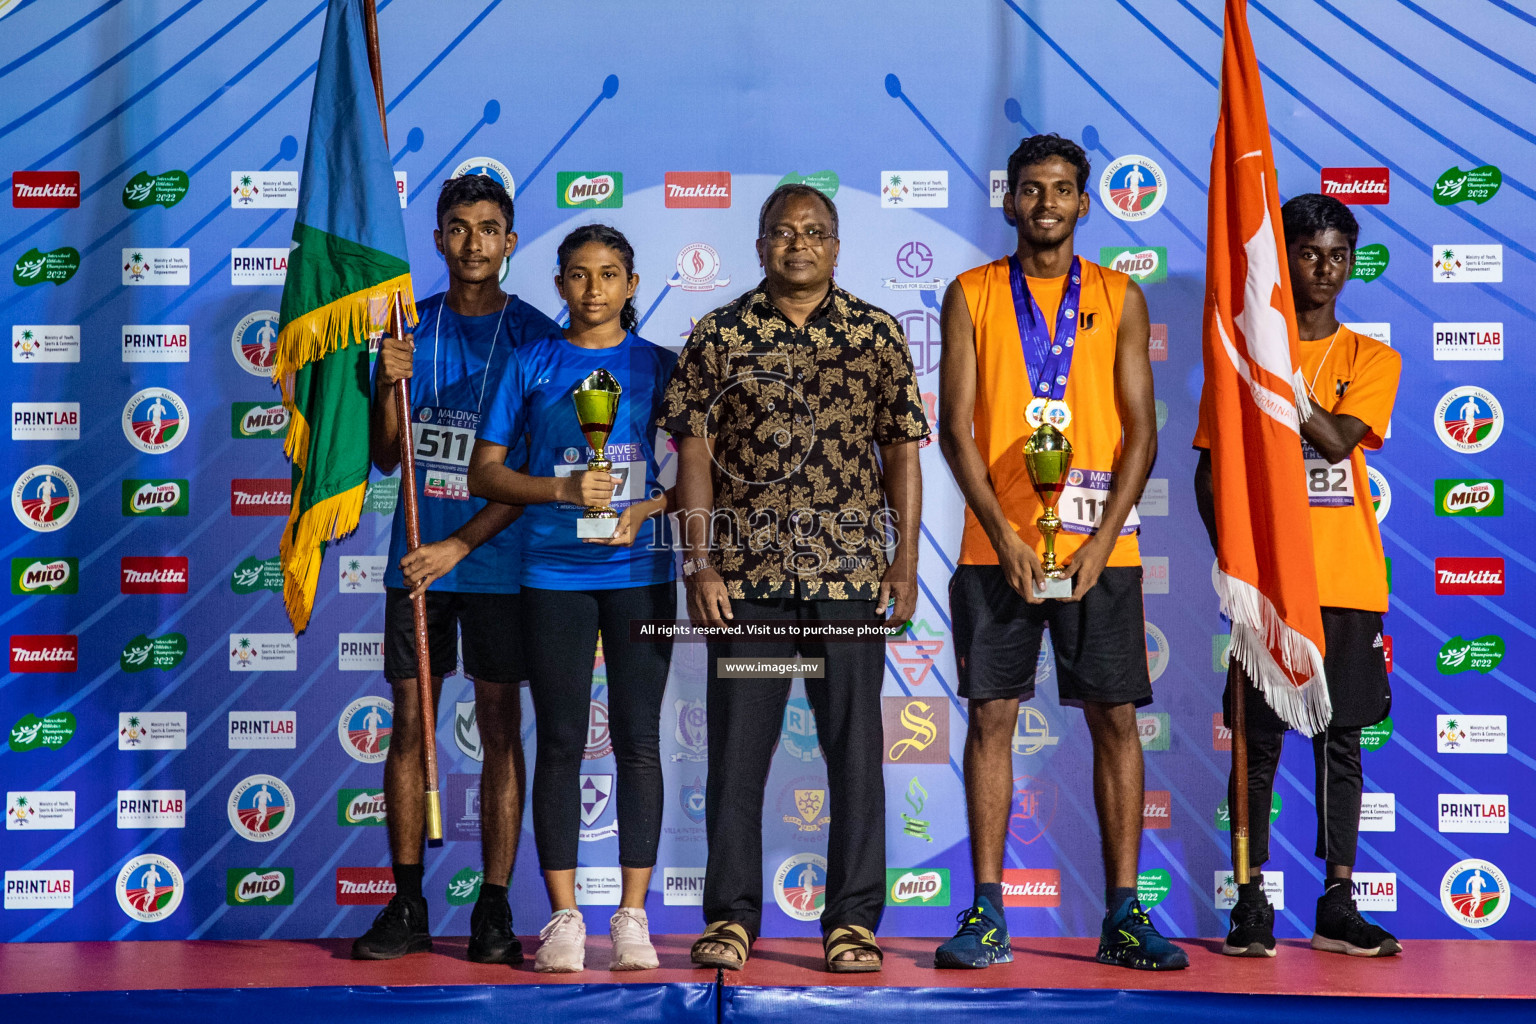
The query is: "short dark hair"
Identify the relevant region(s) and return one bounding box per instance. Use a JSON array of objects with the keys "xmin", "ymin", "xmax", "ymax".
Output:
[
  {"xmin": 757, "ymin": 183, "xmax": 839, "ymax": 239},
  {"xmin": 1281, "ymin": 193, "xmax": 1359, "ymax": 251},
  {"xmin": 436, "ymin": 173, "xmax": 515, "ymax": 231},
  {"xmin": 1007, "ymin": 133, "xmax": 1092, "ymax": 194}
]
